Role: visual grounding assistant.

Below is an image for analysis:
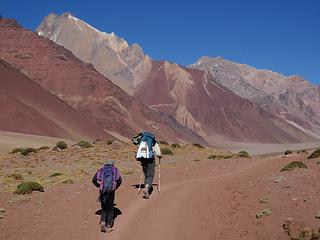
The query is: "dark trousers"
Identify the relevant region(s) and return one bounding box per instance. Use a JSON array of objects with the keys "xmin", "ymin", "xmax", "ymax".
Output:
[
  {"xmin": 141, "ymin": 158, "xmax": 155, "ymax": 187},
  {"xmin": 100, "ymin": 191, "xmax": 115, "ymax": 226}
]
